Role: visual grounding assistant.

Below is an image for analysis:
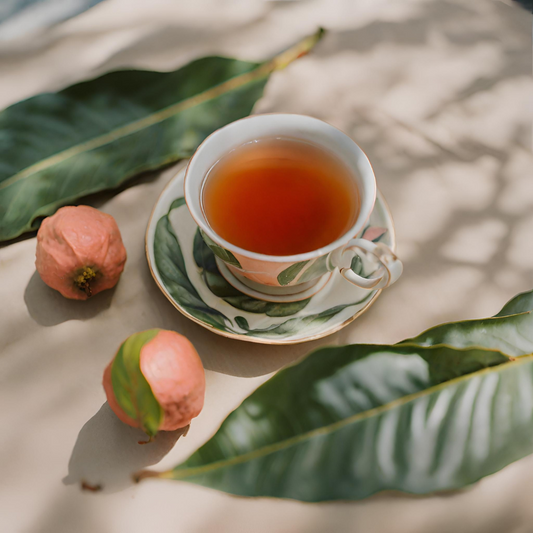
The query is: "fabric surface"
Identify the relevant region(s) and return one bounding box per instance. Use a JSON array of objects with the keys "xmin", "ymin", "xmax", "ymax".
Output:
[{"xmin": 0, "ymin": 1, "xmax": 532, "ymax": 532}]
